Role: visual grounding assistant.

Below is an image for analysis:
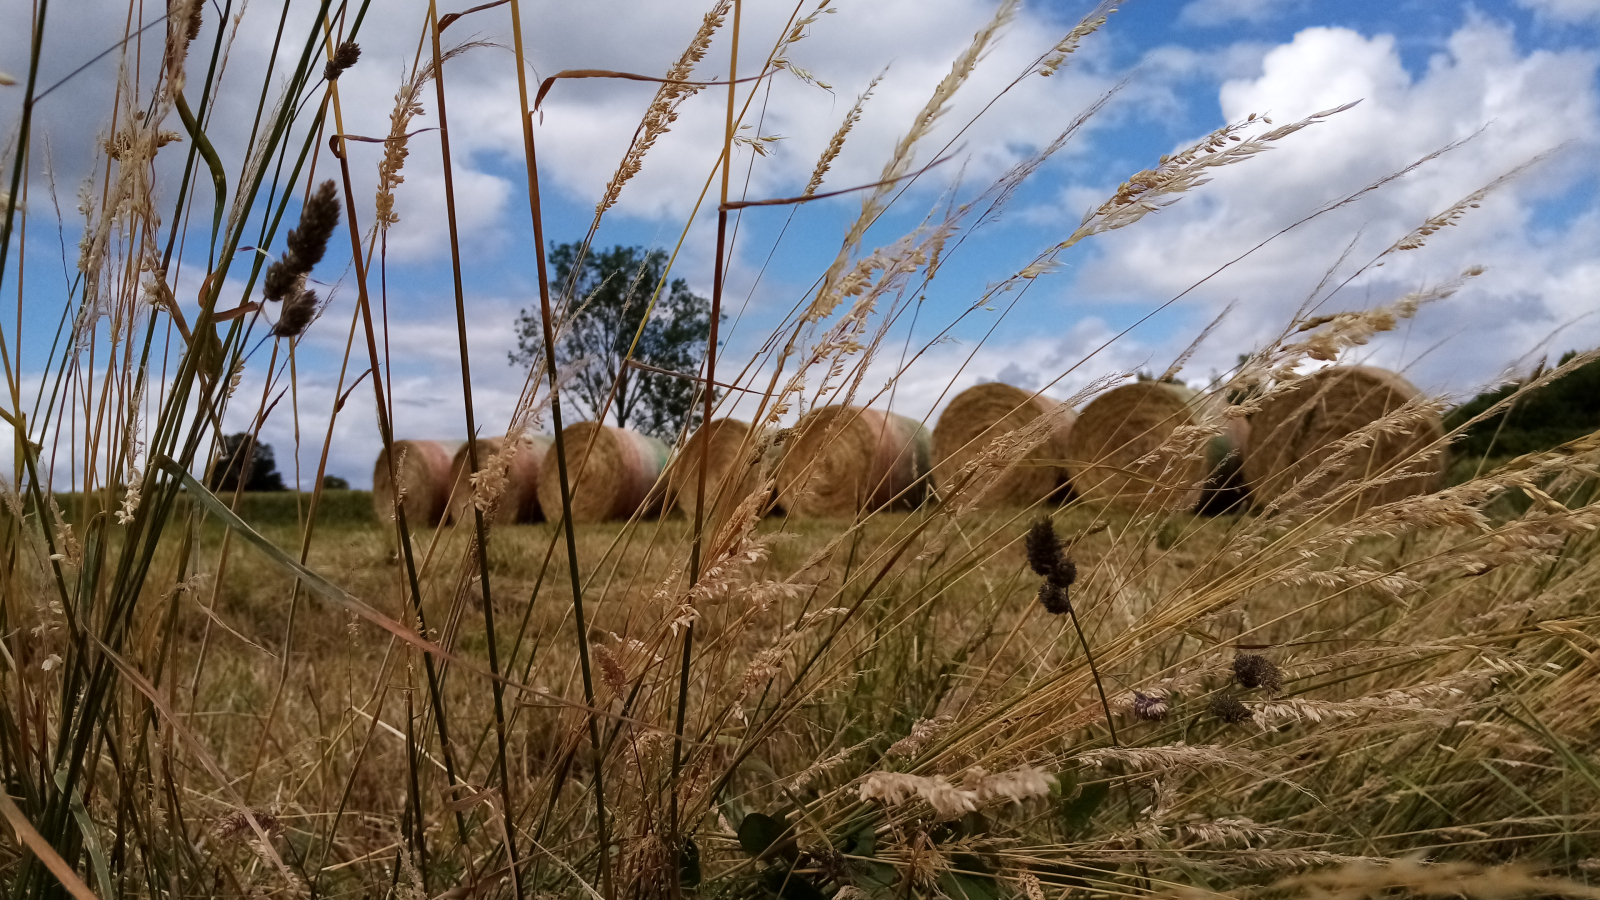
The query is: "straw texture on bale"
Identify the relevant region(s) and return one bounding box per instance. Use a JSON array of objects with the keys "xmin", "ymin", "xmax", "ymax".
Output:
[
  {"xmin": 372, "ymin": 440, "xmax": 460, "ymax": 528},
  {"xmin": 932, "ymin": 382, "xmax": 1075, "ymax": 508},
  {"xmin": 667, "ymin": 418, "xmax": 769, "ymax": 521},
  {"xmin": 774, "ymin": 406, "xmax": 931, "ymax": 518},
  {"xmin": 1243, "ymin": 365, "xmax": 1444, "ymax": 516},
  {"xmin": 445, "ymin": 434, "xmax": 552, "ymax": 525},
  {"xmin": 1066, "ymin": 381, "xmax": 1240, "ymax": 510},
  {"xmin": 537, "ymin": 423, "xmax": 671, "ymax": 524}
]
